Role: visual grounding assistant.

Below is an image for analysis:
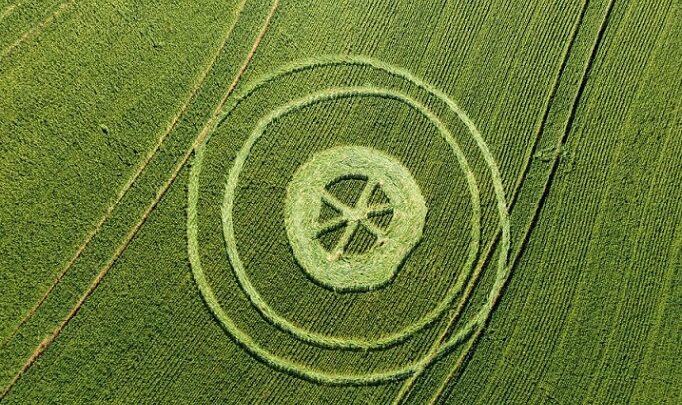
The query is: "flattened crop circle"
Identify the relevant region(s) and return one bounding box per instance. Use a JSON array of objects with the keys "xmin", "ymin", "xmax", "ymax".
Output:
[
  {"xmin": 187, "ymin": 56, "xmax": 511, "ymax": 384},
  {"xmin": 285, "ymin": 145, "xmax": 428, "ymax": 292},
  {"xmin": 222, "ymin": 87, "xmax": 481, "ymax": 351}
]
